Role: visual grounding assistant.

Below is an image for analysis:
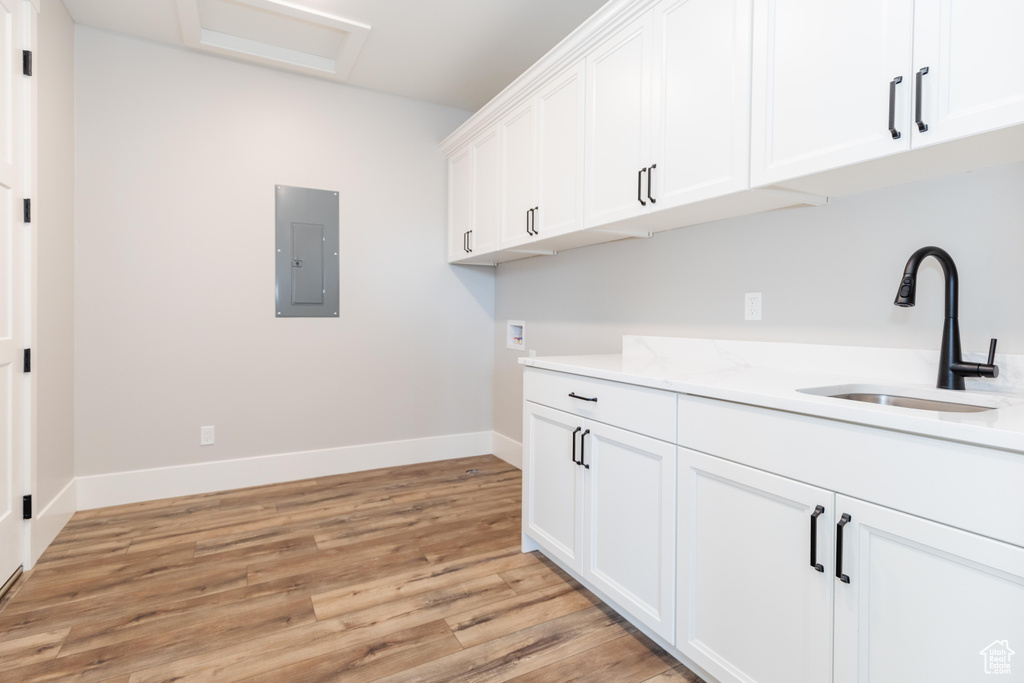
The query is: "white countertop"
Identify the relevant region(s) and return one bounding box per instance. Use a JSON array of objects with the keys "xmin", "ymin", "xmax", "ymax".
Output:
[{"xmin": 520, "ymin": 336, "xmax": 1024, "ymax": 454}]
